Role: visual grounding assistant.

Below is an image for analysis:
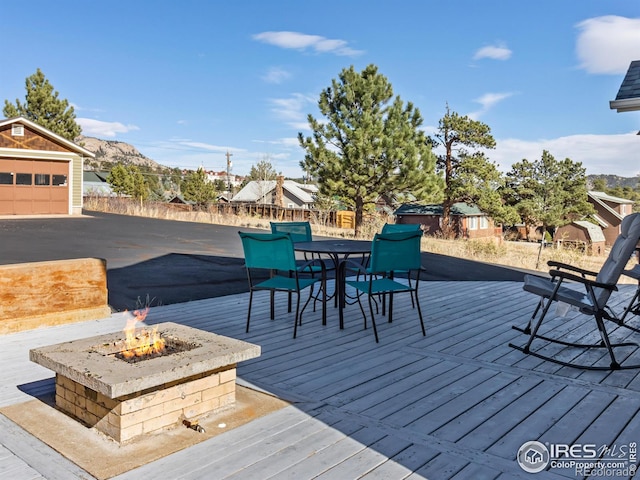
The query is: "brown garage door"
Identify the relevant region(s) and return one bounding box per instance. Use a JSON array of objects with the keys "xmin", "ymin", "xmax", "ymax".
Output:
[{"xmin": 0, "ymin": 159, "xmax": 69, "ymax": 215}]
